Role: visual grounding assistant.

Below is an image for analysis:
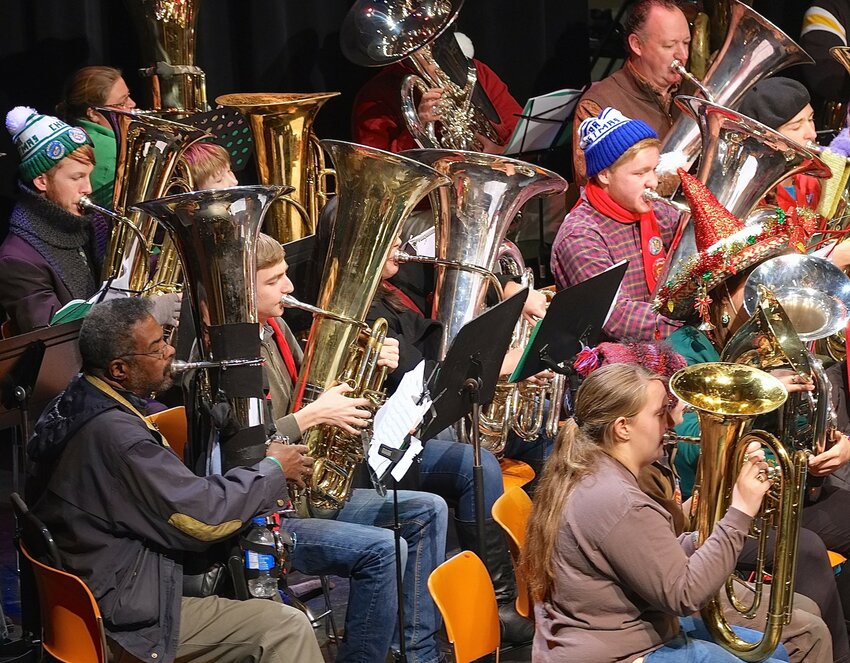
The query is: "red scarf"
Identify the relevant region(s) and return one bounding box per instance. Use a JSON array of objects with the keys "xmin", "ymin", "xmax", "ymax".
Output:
[
  {"xmin": 585, "ymin": 181, "xmax": 667, "ymax": 292},
  {"xmin": 383, "ymin": 281, "xmax": 425, "ymax": 316},
  {"xmin": 268, "ymin": 318, "xmax": 298, "ymax": 385}
]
